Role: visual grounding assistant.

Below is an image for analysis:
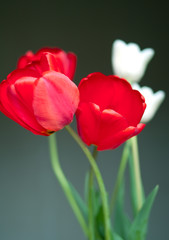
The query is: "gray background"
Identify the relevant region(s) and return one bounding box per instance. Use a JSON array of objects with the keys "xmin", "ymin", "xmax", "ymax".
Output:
[{"xmin": 0, "ymin": 0, "xmax": 169, "ymax": 239}]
